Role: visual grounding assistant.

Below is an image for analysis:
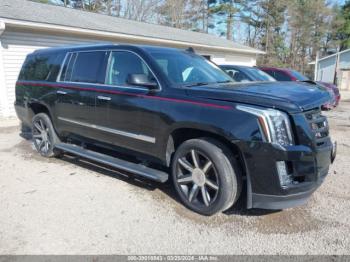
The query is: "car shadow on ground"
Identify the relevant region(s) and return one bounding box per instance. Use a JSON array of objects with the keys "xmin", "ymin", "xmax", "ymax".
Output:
[
  {"xmin": 57, "ymin": 153, "xmax": 280, "ymax": 217},
  {"xmin": 20, "ymin": 127, "xmax": 280, "ymax": 218}
]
